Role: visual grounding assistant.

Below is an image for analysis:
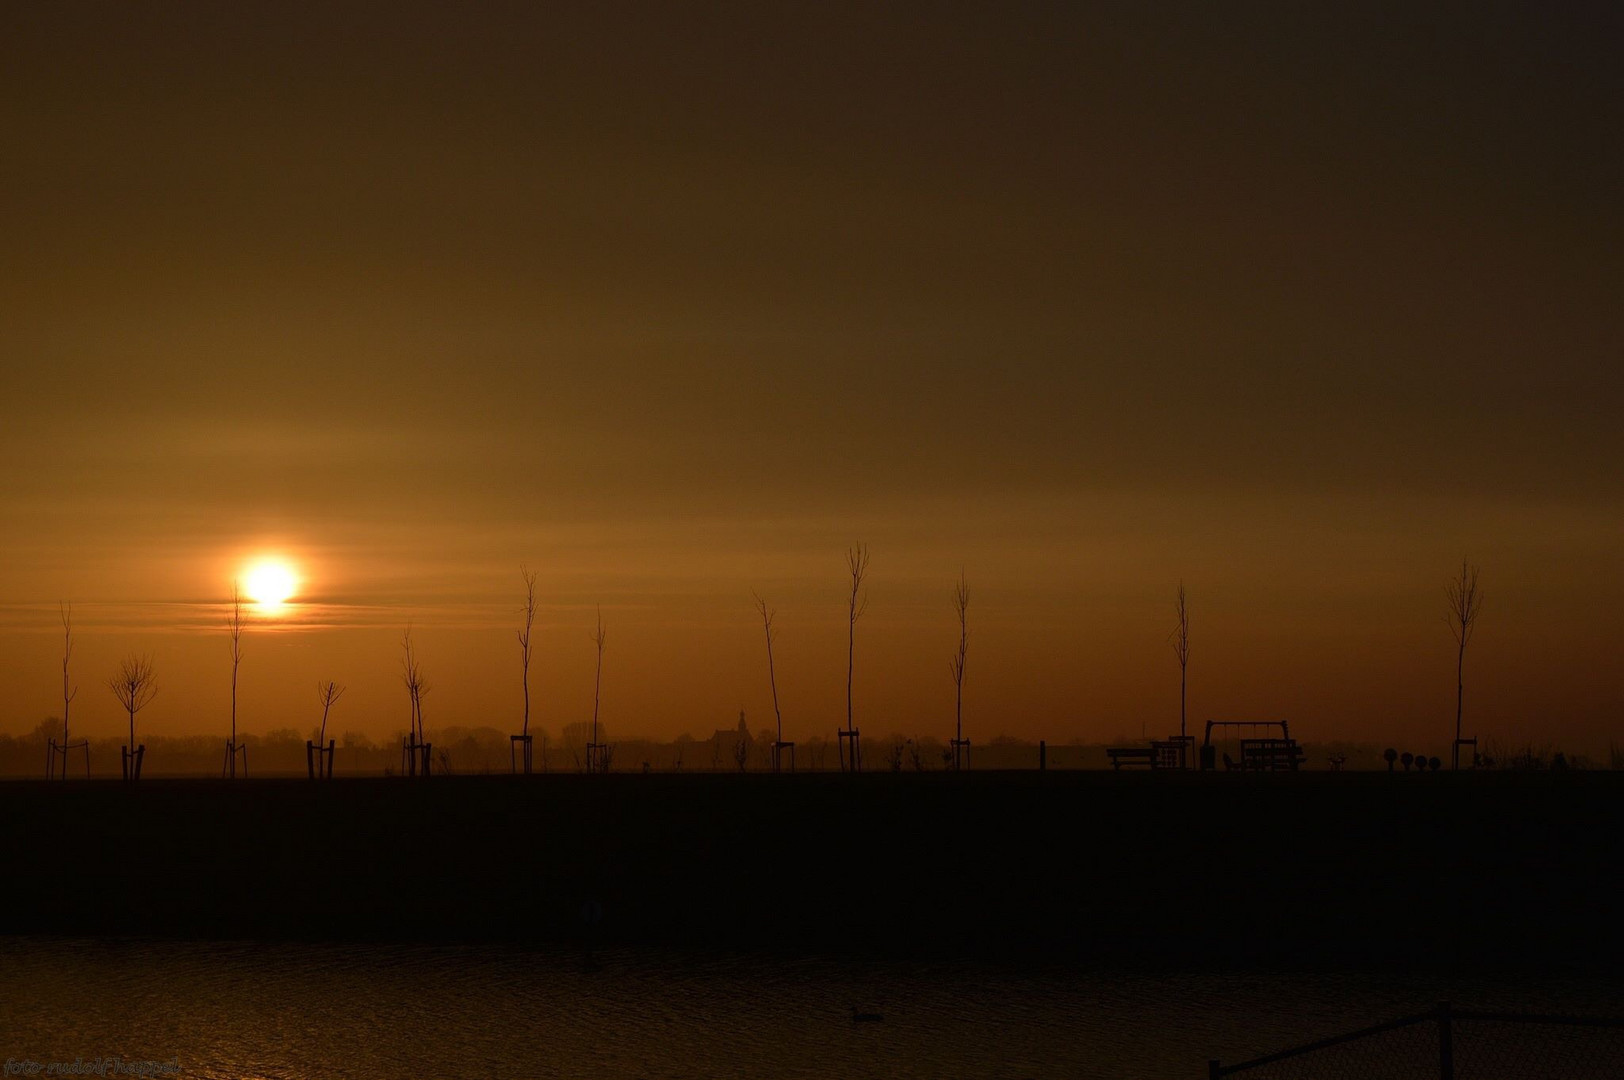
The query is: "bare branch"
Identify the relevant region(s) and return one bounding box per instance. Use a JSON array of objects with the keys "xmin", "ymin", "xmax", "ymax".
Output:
[
  {"xmin": 59, "ymin": 602, "xmax": 76, "ymax": 773},
  {"xmin": 755, "ymin": 591, "xmax": 784, "ymax": 744},
  {"xmin": 950, "ymin": 571, "xmax": 970, "ymax": 760},
  {"xmin": 519, "ymin": 565, "xmax": 538, "ymax": 736},
  {"xmin": 590, "ymin": 606, "xmax": 607, "ymax": 769},
  {"xmin": 227, "ymin": 581, "xmax": 245, "ymax": 748},
  {"xmin": 1169, "ymin": 582, "xmax": 1190, "ymax": 739},
  {"xmin": 1444, "ymin": 558, "xmax": 1484, "ymax": 648},
  {"xmin": 400, "ymin": 623, "xmax": 429, "ymax": 741},
  {"xmin": 1446, "ymin": 558, "xmax": 1484, "ymax": 766},
  {"xmin": 843, "ymin": 542, "xmax": 870, "ymax": 765},
  {"xmin": 107, "ymin": 653, "xmax": 158, "ymax": 751},
  {"xmin": 1169, "ymin": 583, "xmax": 1191, "ymax": 664},
  {"xmin": 316, "ymin": 679, "xmax": 346, "ymax": 747}
]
